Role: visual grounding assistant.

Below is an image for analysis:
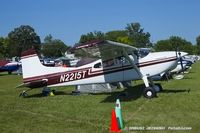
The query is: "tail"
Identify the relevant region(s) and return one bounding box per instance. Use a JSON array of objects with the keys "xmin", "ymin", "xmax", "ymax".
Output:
[{"xmin": 21, "ymin": 49, "xmax": 46, "ymax": 82}]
